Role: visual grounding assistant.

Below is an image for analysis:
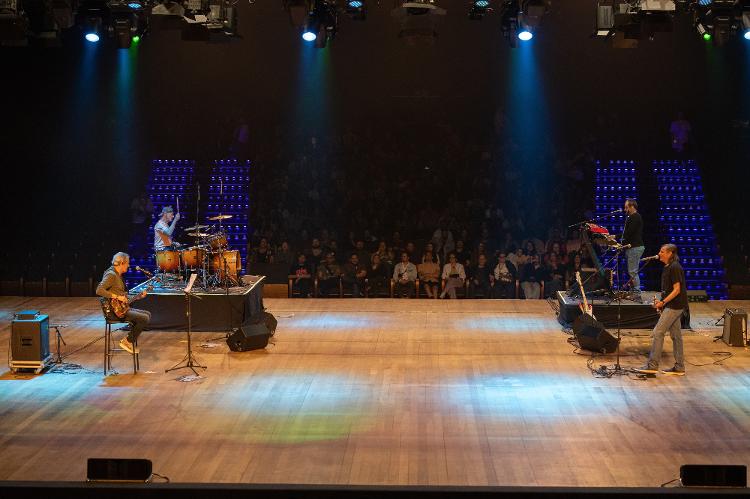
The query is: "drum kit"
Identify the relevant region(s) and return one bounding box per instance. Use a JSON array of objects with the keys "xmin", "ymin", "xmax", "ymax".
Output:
[{"xmin": 154, "ymin": 214, "xmax": 241, "ymax": 289}]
